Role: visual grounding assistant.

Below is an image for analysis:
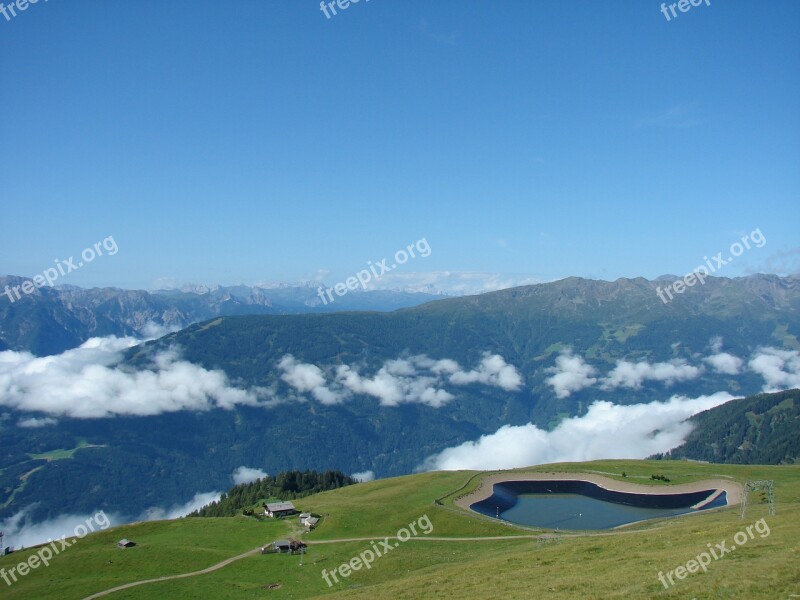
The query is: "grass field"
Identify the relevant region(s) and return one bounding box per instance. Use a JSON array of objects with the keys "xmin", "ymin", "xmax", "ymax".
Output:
[{"xmin": 1, "ymin": 460, "xmax": 797, "ymax": 599}]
